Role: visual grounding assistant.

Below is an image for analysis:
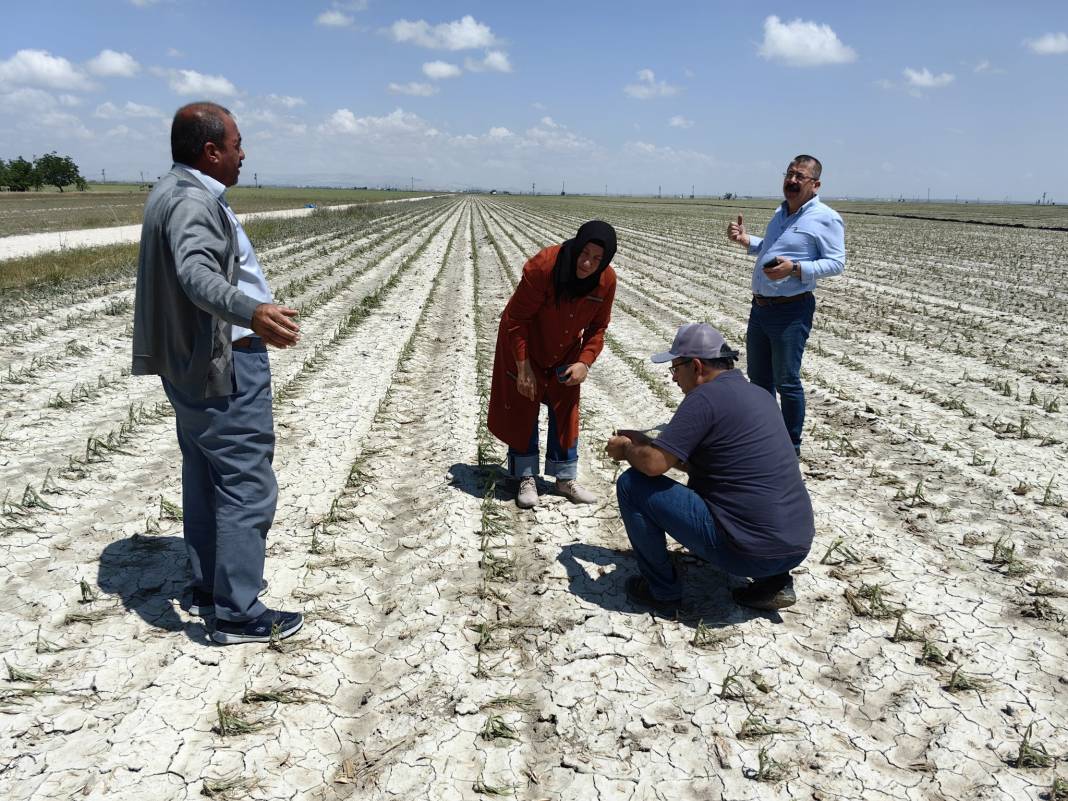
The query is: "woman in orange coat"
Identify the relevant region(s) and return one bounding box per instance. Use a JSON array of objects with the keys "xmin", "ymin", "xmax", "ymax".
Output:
[{"xmin": 488, "ymin": 220, "xmax": 617, "ymax": 508}]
